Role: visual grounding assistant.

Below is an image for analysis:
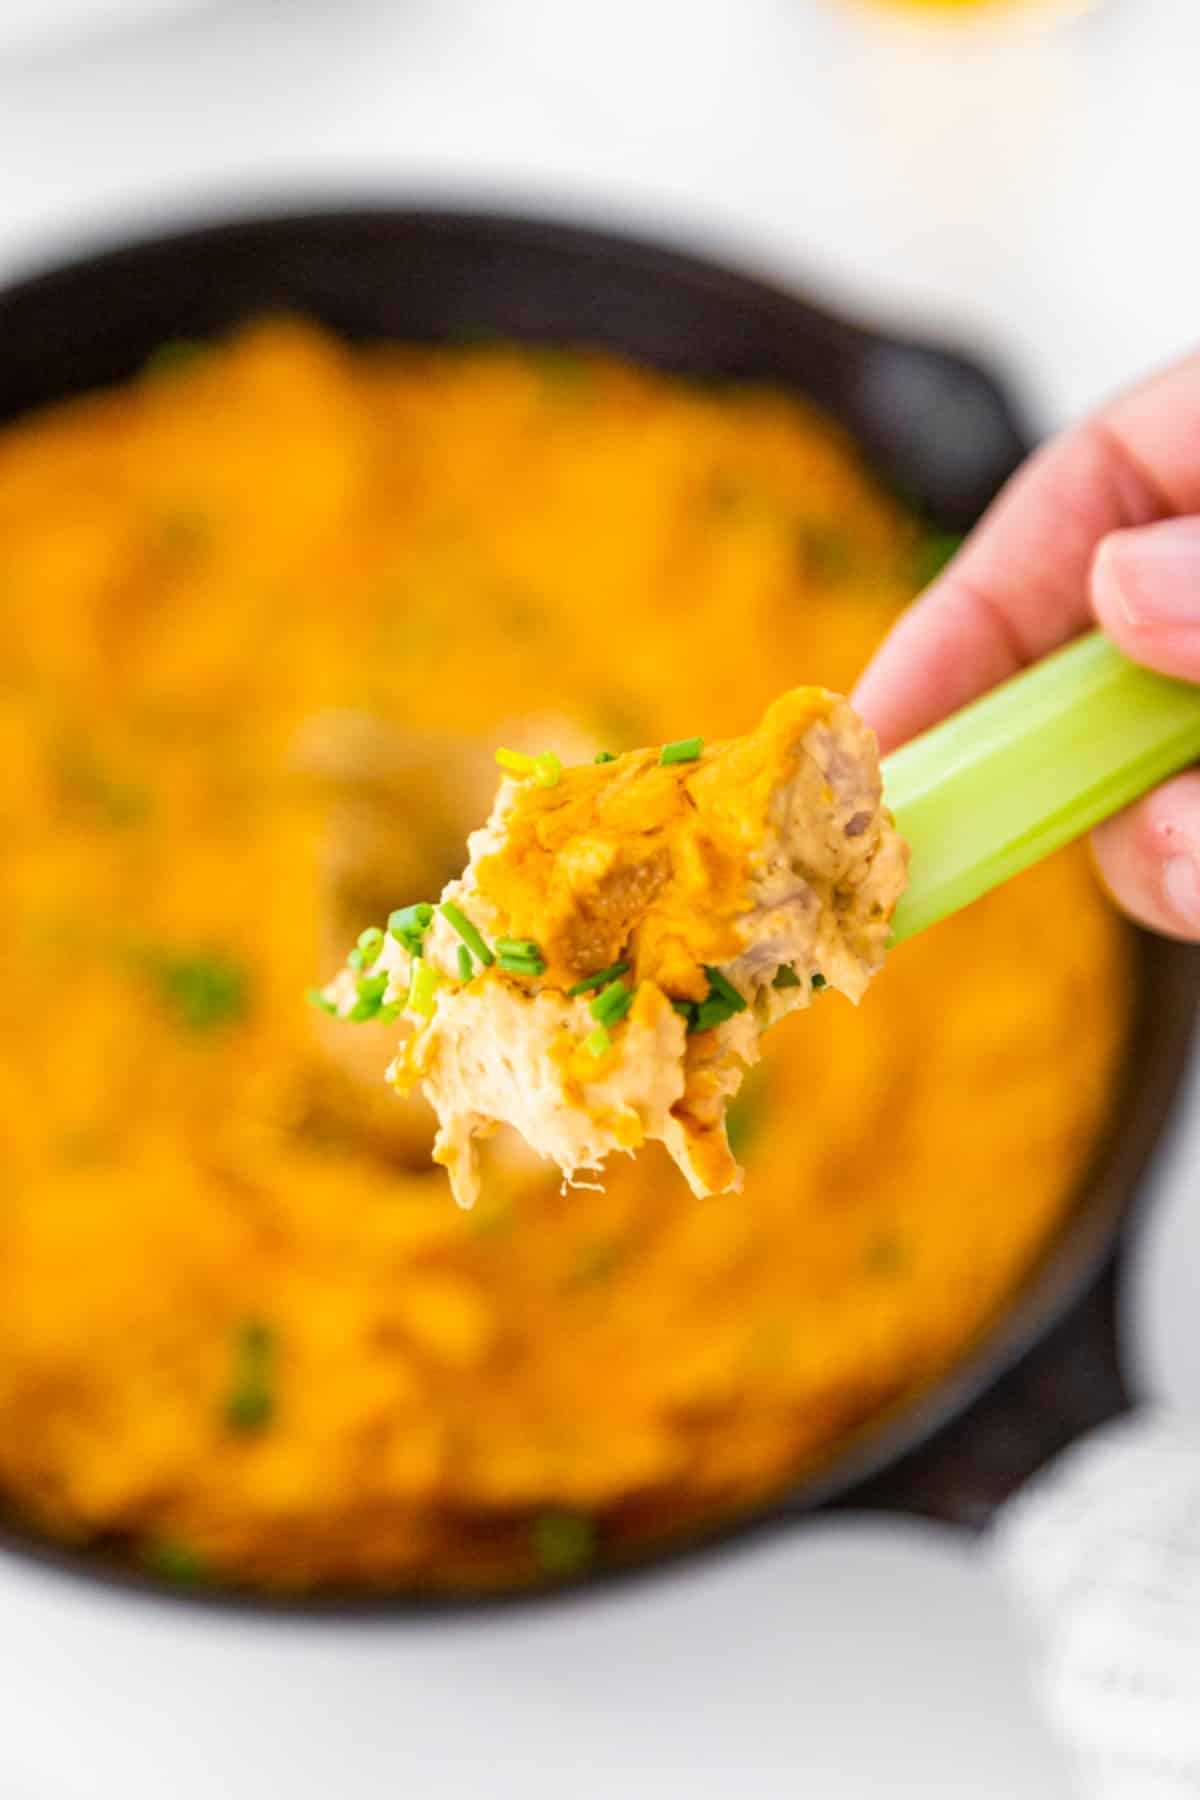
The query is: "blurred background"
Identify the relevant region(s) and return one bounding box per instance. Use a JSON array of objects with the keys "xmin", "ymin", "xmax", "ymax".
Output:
[{"xmin": 2, "ymin": 2, "xmax": 1200, "ymax": 1797}]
